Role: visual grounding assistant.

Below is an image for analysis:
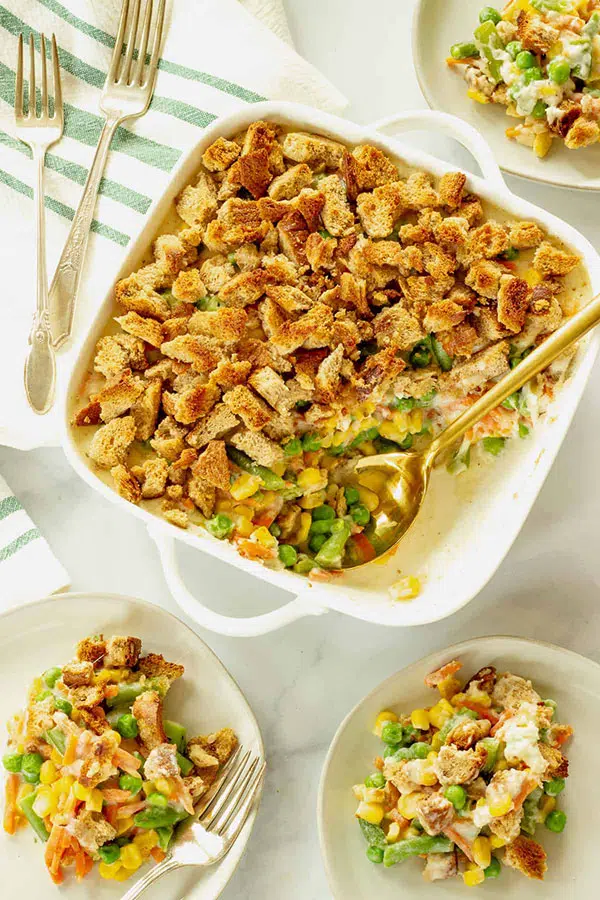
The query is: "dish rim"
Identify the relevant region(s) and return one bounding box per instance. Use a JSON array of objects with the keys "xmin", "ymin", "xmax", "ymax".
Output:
[
  {"xmin": 412, "ymin": 0, "xmax": 600, "ymax": 192},
  {"xmin": 317, "ymin": 633, "xmax": 600, "ymax": 898},
  {"xmin": 59, "ymin": 99, "xmax": 600, "ymax": 632},
  {"xmin": 0, "ymin": 590, "xmax": 265, "ymax": 900}
]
